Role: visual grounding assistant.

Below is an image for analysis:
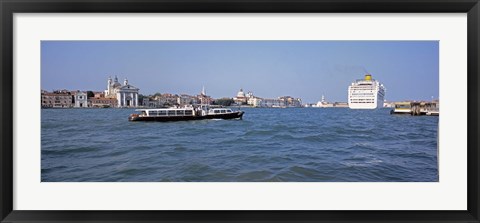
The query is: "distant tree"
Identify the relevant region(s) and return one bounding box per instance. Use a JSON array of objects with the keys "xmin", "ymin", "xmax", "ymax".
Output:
[
  {"xmin": 87, "ymin": 91, "xmax": 94, "ymax": 98},
  {"xmin": 213, "ymin": 98, "xmax": 235, "ymax": 106}
]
